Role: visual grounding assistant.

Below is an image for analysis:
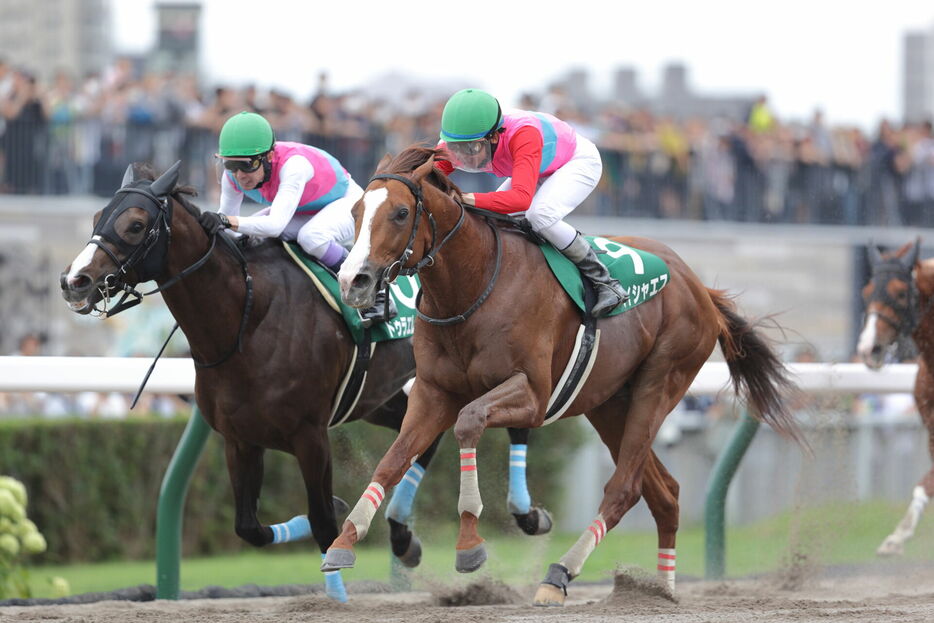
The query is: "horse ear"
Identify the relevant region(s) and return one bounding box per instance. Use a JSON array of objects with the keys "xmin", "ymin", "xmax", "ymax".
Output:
[
  {"xmin": 412, "ymin": 156, "xmax": 435, "ymax": 183},
  {"xmin": 121, "ymin": 164, "xmax": 136, "ymax": 188},
  {"xmin": 907, "ymin": 237, "xmax": 922, "ymax": 268},
  {"xmin": 867, "ymin": 242, "xmax": 883, "ymax": 265},
  {"xmin": 150, "ymin": 160, "xmax": 182, "ymax": 197},
  {"xmin": 374, "ymin": 153, "xmax": 393, "ymax": 175}
]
